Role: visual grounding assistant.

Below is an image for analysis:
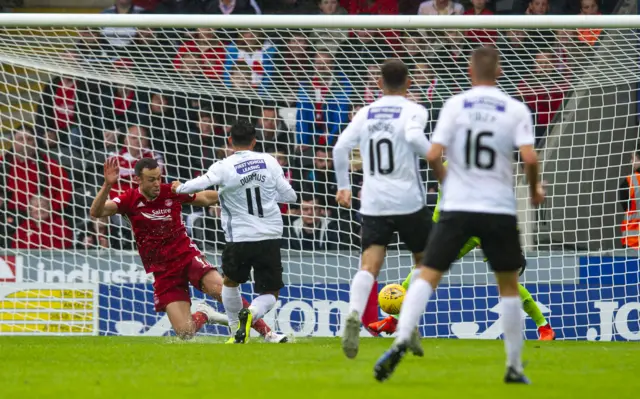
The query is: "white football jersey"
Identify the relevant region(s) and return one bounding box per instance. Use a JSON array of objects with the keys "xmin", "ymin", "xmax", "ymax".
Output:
[
  {"xmin": 433, "ymin": 86, "xmax": 535, "ymax": 216},
  {"xmin": 333, "ymin": 95, "xmax": 431, "ymax": 216},
  {"xmin": 180, "ymin": 151, "xmax": 296, "ymax": 242}
]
